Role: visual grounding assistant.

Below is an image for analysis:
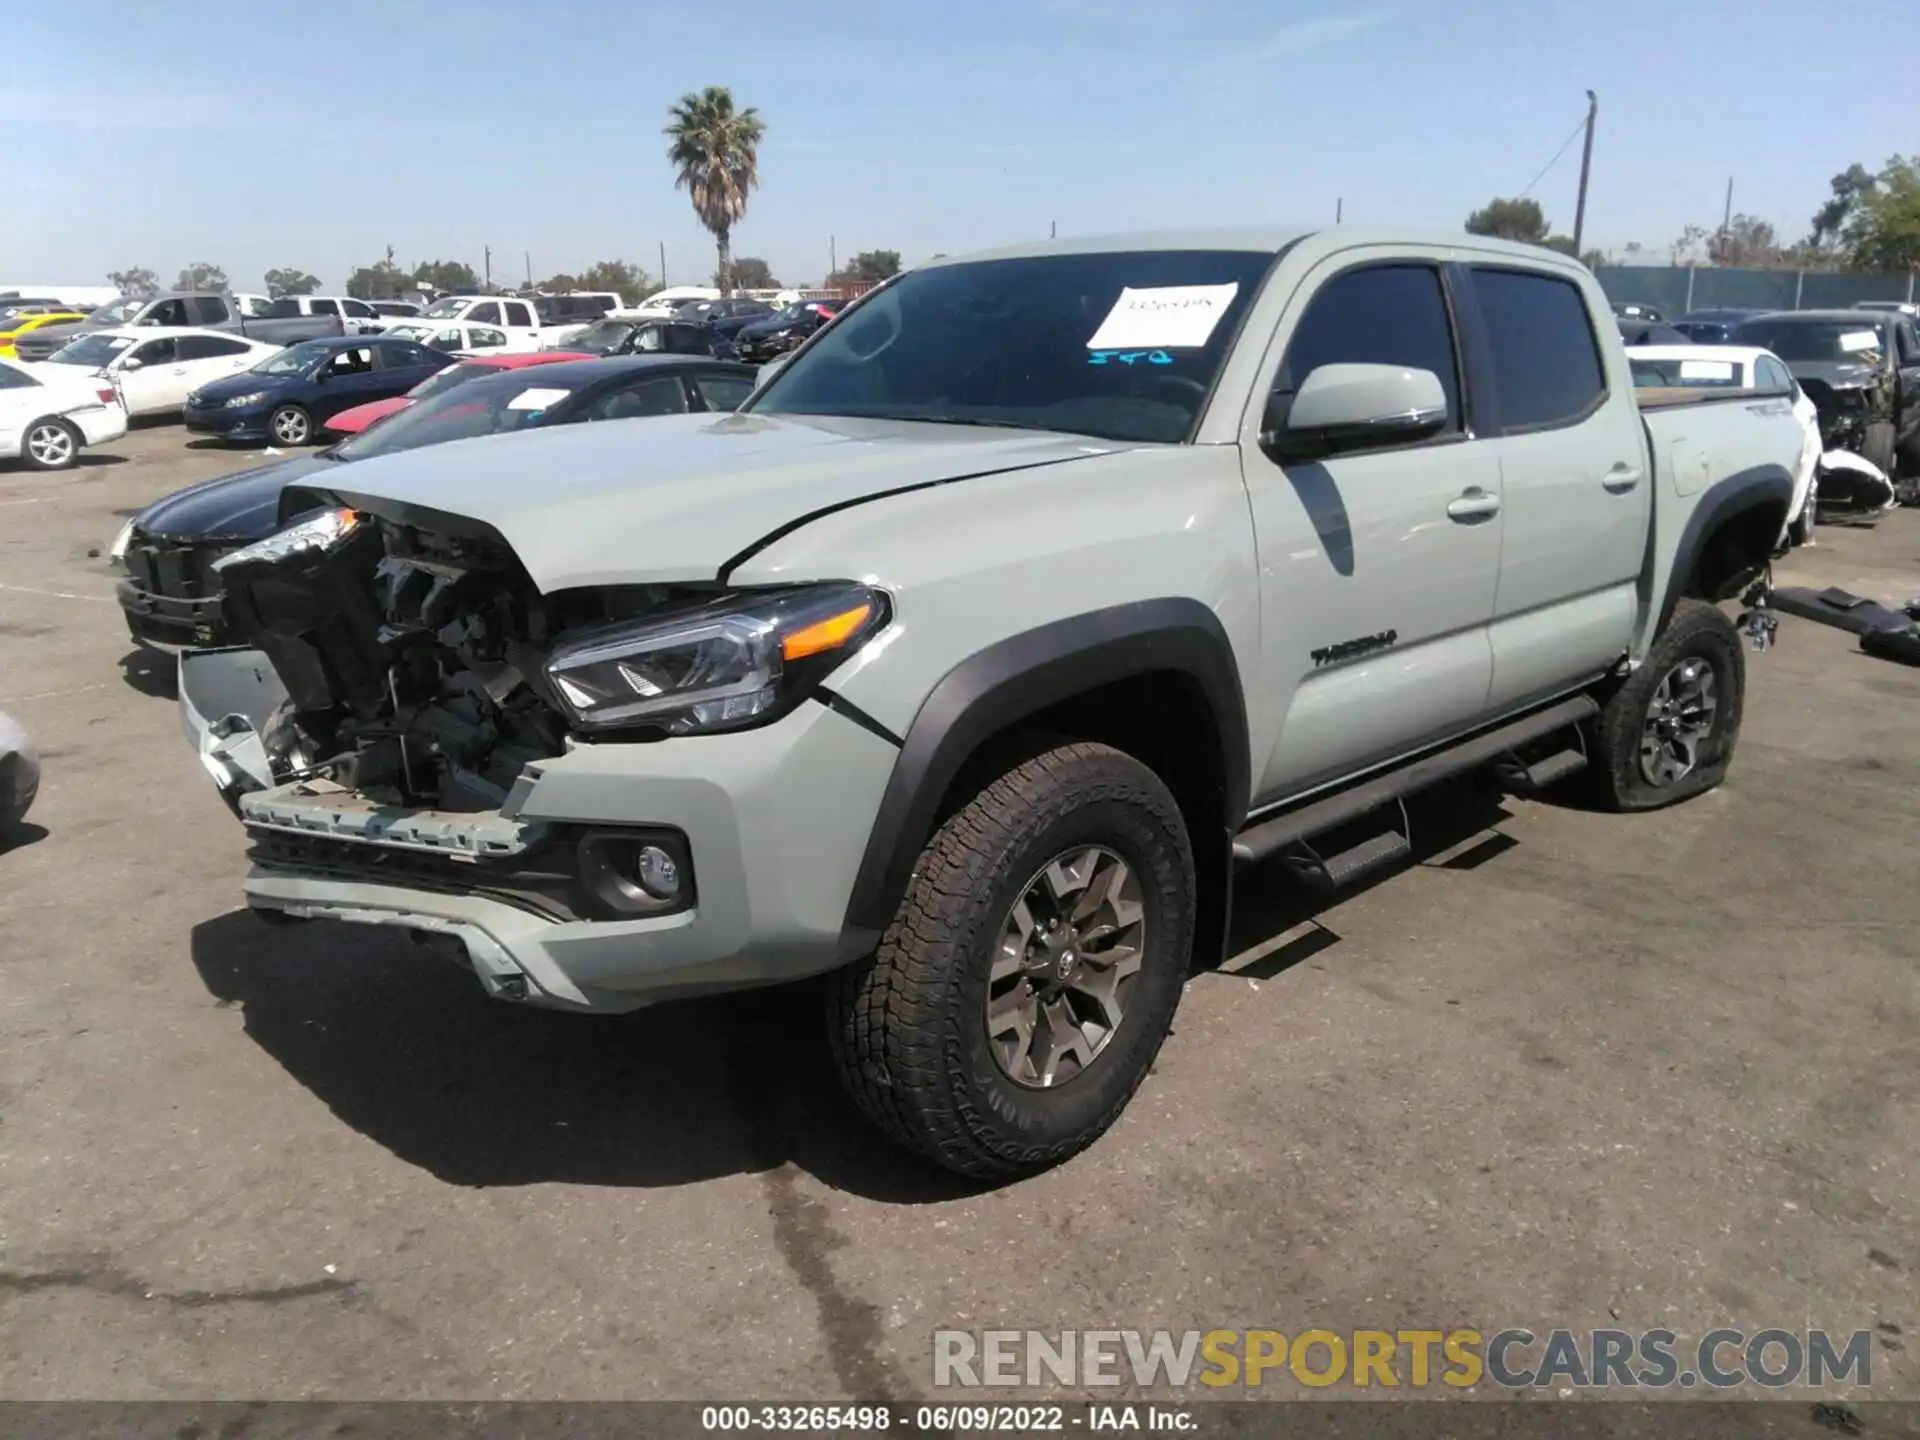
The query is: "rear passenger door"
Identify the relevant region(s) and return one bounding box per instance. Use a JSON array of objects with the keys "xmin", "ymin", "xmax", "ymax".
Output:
[
  {"xmin": 116, "ymin": 336, "xmax": 187, "ymax": 414},
  {"xmin": 1467, "ymin": 267, "xmax": 1650, "ymax": 711},
  {"xmin": 1242, "ymin": 258, "xmax": 1503, "ymax": 798},
  {"xmin": 174, "ymin": 334, "xmax": 256, "ymax": 391}
]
